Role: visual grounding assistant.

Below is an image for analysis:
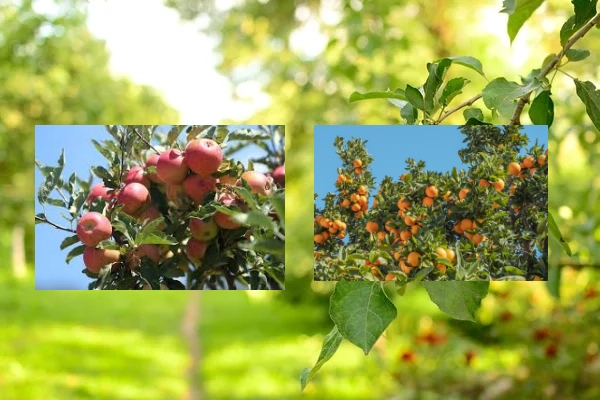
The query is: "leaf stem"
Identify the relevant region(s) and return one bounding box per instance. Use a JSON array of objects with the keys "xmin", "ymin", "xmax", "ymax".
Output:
[
  {"xmin": 435, "ymin": 94, "xmax": 483, "ymax": 124},
  {"xmin": 509, "ymin": 11, "xmax": 600, "ymax": 125}
]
